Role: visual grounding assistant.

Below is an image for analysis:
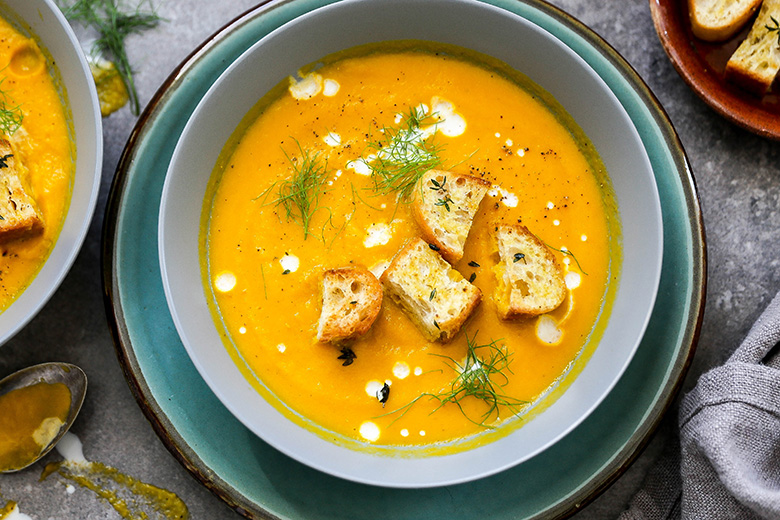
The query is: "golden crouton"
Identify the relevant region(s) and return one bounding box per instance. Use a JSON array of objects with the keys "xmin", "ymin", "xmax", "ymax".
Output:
[
  {"xmin": 317, "ymin": 266, "xmax": 383, "ymax": 343},
  {"xmin": 381, "ymin": 237, "xmax": 481, "ymax": 342},
  {"xmin": 0, "ymin": 139, "xmax": 43, "ymax": 244},
  {"xmin": 492, "ymin": 224, "xmax": 566, "ymax": 319},
  {"xmin": 412, "ymin": 169, "xmax": 491, "ymax": 264}
]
